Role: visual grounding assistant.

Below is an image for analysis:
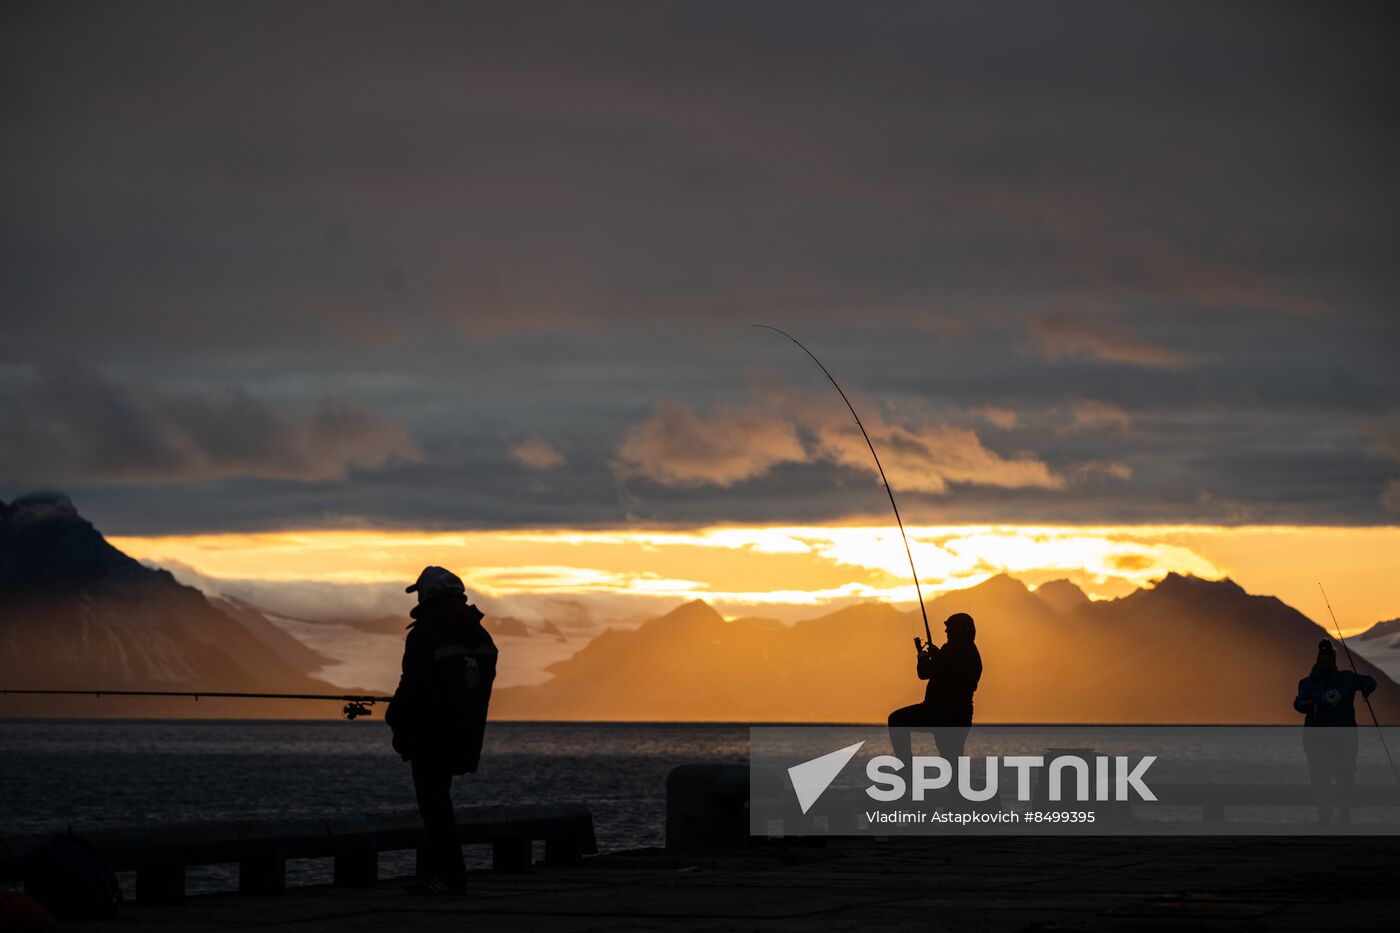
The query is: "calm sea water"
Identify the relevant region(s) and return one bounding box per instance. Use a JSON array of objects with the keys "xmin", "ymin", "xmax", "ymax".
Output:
[
  {"xmin": 5, "ymin": 720, "xmax": 1398, "ymax": 892},
  {"xmin": 0, "ymin": 719, "xmax": 748, "ymax": 891},
  {"xmin": 7, "ymin": 720, "xmax": 1399, "ymax": 838},
  {"xmin": 0, "ymin": 719, "xmax": 748, "ymax": 843}
]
